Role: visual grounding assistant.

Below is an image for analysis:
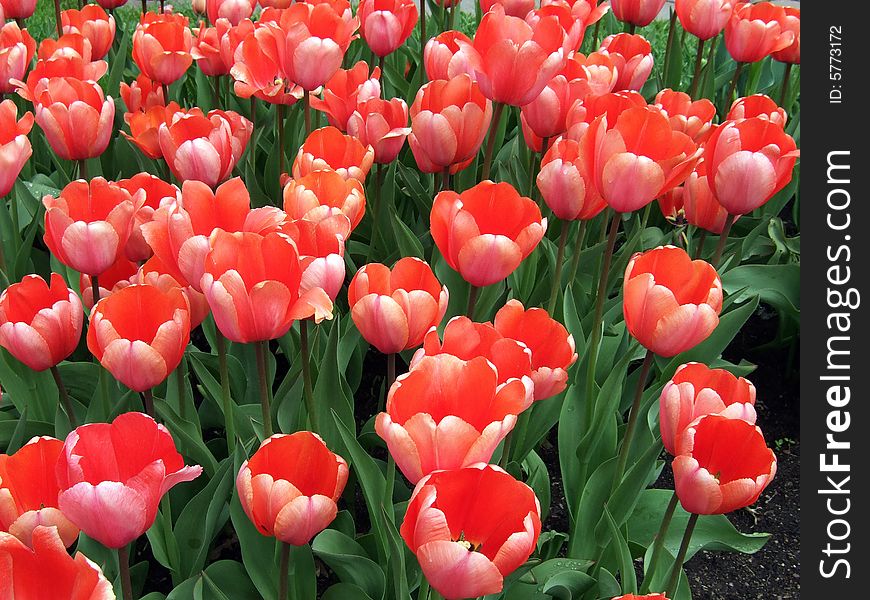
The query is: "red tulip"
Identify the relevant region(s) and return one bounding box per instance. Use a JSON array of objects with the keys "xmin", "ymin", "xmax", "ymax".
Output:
[
  {"xmin": 623, "ymin": 246, "xmax": 722, "ymax": 357},
  {"xmin": 564, "ymin": 88, "xmax": 647, "ymax": 143},
  {"xmin": 206, "ymin": 0, "xmax": 255, "ymax": 26},
  {"xmin": 117, "ymin": 172, "xmax": 180, "ymax": 263},
  {"xmin": 88, "ymin": 284, "xmax": 191, "ymax": 392},
  {"xmin": 293, "ymin": 126, "xmax": 375, "ymax": 182},
  {"xmin": 43, "ymin": 178, "xmax": 143, "ymax": 277},
  {"xmin": 468, "ymin": 5, "xmax": 570, "ymax": 106},
  {"xmin": 682, "ymin": 160, "xmax": 731, "ymax": 234},
  {"xmin": 310, "ymin": 61, "xmax": 381, "ymax": 130},
  {"xmin": 771, "ymin": 7, "xmax": 799, "ymax": 64},
  {"xmin": 0, "ymin": 0, "xmax": 36, "ymax": 19},
  {"xmin": 704, "ymin": 117, "xmax": 799, "ymax": 215},
  {"xmin": 120, "ymin": 74, "xmax": 166, "ymax": 113},
  {"xmin": 79, "ymin": 256, "xmax": 139, "ymax": 310},
  {"xmin": 31, "ymin": 77, "xmax": 114, "ymax": 161},
  {"xmin": 494, "ymin": 299, "xmax": 577, "ymax": 401},
  {"xmin": 283, "ymin": 169, "xmax": 366, "ymax": 231},
  {"xmin": 0, "ymin": 526, "xmax": 113, "ymax": 599},
  {"xmin": 724, "ymin": 2, "xmax": 794, "ymax": 64},
  {"xmin": 657, "ymin": 187, "xmax": 684, "ymax": 224},
  {"xmin": 158, "ymin": 107, "xmax": 252, "ymax": 188},
  {"xmin": 237, "ymin": 432, "xmax": 348, "ymax": 545},
  {"xmin": 611, "ymin": 0, "xmax": 666, "ymax": 28},
  {"xmin": 537, "ymin": 137, "xmax": 606, "ymax": 222},
  {"xmin": 673, "ymin": 414, "xmax": 776, "ymax": 514},
  {"xmin": 675, "ymin": 0, "xmax": 733, "ymax": 41},
  {"xmin": 0, "ymin": 274, "xmax": 82, "ymax": 373},
  {"xmin": 0, "ymin": 22, "xmax": 36, "ymax": 95},
  {"xmin": 582, "ymin": 105, "xmax": 700, "ymax": 212},
  {"xmin": 409, "ymin": 75, "xmax": 493, "ymax": 174},
  {"xmin": 377, "ymin": 354, "xmax": 531, "ymax": 483},
  {"xmin": 94, "ymin": 0, "xmax": 128, "ymax": 8},
  {"xmin": 424, "ymin": 30, "xmax": 476, "ymax": 82},
  {"xmin": 56, "ymin": 412, "xmax": 203, "ymax": 548},
  {"xmin": 135, "ymin": 255, "xmax": 211, "ymax": 329},
  {"xmin": 347, "ymin": 97, "xmax": 411, "ymax": 164},
  {"xmin": 142, "ymin": 177, "xmax": 284, "ymax": 293},
  {"xmin": 0, "ymin": 99, "xmax": 32, "ymax": 199},
  {"xmin": 526, "ymin": 2, "xmax": 598, "ymax": 51},
  {"xmin": 280, "ymin": 214, "xmax": 350, "ymax": 302},
  {"xmin": 348, "ymin": 257, "xmax": 449, "ymax": 355},
  {"xmin": 431, "ymin": 181, "xmax": 546, "ymax": 287},
  {"xmin": 401, "ymin": 464, "xmax": 541, "ymax": 599},
  {"xmin": 191, "ymin": 19, "xmax": 233, "ymax": 77},
  {"xmin": 358, "ymin": 0, "xmax": 418, "ymax": 58},
  {"xmin": 303, "ymin": 0, "xmax": 355, "ymax": 23},
  {"xmin": 660, "ymin": 362, "xmax": 756, "ymax": 456},
  {"xmin": 122, "ymin": 101, "xmax": 181, "ymax": 160},
  {"xmin": 0, "ymin": 437, "xmax": 79, "ymax": 548},
  {"xmin": 132, "ymin": 11, "xmax": 194, "ymax": 86},
  {"xmin": 37, "ymin": 32, "xmax": 96, "ymax": 64},
  {"xmin": 599, "ymin": 33, "xmax": 654, "ymax": 91},
  {"xmin": 230, "ymin": 23, "xmax": 305, "ymax": 106},
  {"xmin": 479, "ymin": 0, "xmax": 534, "ymax": 18},
  {"xmin": 520, "ymin": 75, "xmax": 589, "ymax": 150},
  {"xmin": 411, "ymin": 316, "xmax": 534, "ymax": 387},
  {"xmin": 562, "ymin": 50, "xmax": 620, "ymax": 98},
  {"xmin": 727, "ymin": 94, "xmax": 787, "ymax": 127},
  {"xmin": 201, "ymin": 231, "xmax": 333, "ymax": 343},
  {"xmin": 218, "ymin": 17, "xmax": 254, "ymax": 68},
  {"xmin": 653, "ymin": 88, "xmax": 716, "ymax": 143},
  {"xmin": 14, "ymin": 51, "xmax": 107, "ymax": 105},
  {"xmin": 61, "ymin": 5, "xmax": 115, "ymax": 60}
]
